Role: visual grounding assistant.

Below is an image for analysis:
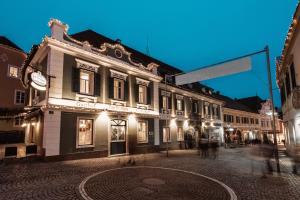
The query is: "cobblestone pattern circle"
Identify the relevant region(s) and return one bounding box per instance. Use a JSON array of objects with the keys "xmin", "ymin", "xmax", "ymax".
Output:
[{"xmin": 79, "ymin": 166, "xmax": 237, "ymax": 200}]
